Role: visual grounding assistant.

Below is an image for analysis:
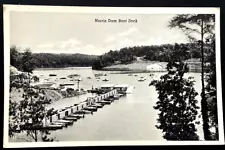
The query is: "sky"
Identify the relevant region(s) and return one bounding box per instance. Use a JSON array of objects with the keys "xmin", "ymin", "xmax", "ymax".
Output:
[{"xmin": 10, "ymin": 12, "xmax": 190, "ymax": 55}]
